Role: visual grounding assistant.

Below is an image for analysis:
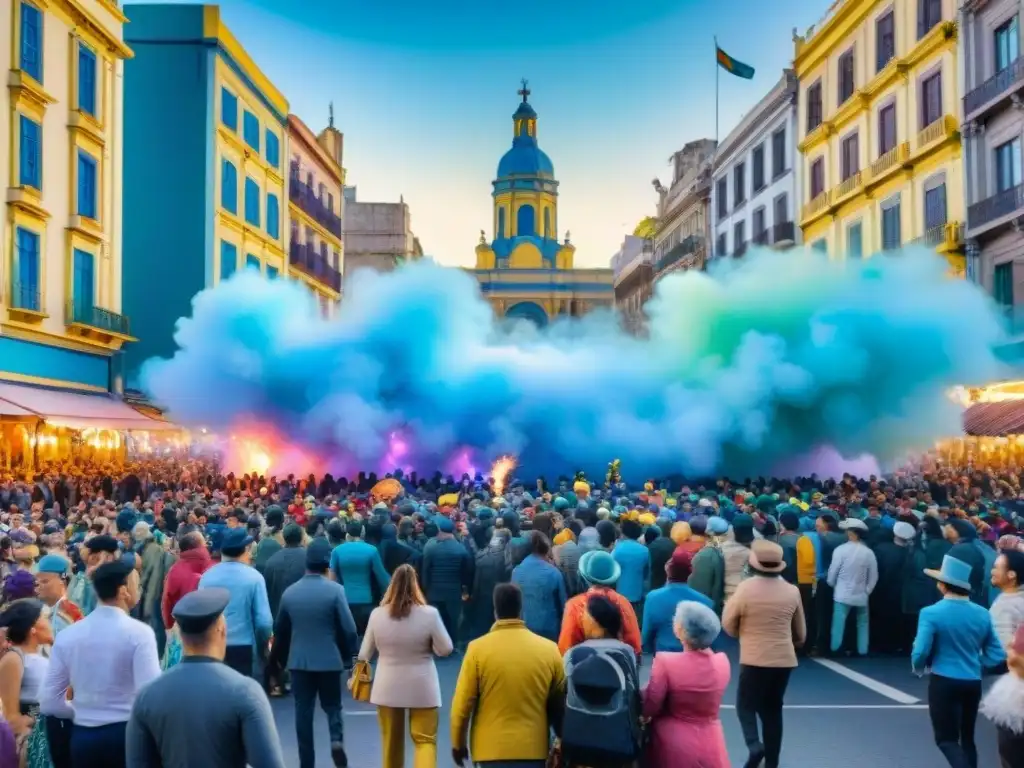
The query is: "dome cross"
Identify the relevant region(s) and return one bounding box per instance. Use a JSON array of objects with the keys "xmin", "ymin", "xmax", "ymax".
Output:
[{"xmin": 518, "ymin": 78, "xmax": 531, "ymax": 103}]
